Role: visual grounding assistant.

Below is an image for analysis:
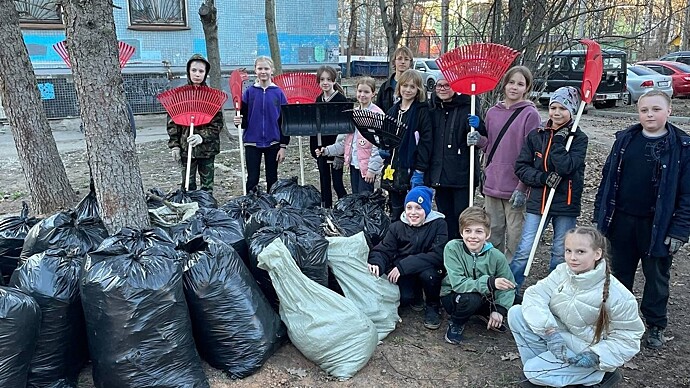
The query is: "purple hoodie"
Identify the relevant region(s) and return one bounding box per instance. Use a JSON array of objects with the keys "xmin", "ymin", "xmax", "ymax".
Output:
[{"xmin": 479, "ymin": 100, "xmax": 541, "ymax": 199}]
